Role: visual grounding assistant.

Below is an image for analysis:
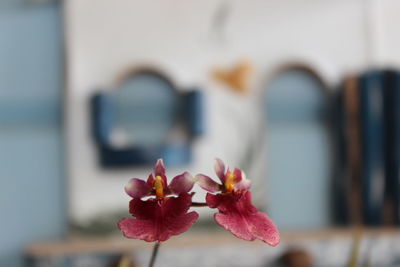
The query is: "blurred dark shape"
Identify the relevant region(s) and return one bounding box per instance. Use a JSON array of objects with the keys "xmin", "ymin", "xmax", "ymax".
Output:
[
  {"xmin": 334, "ymin": 69, "xmax": 400, "ymax": 227},
  {"xmin": 278, "ymin": 248, "xmax": 313, "ymax": 267},
  {"xmin": 70, "ymin": 211, "xmax": 127, "ymax": 237},
  {"xmin": 112, "ymin": 254, "xmax": 136, "ymax": 267},
  {"xmin": 26, "ymin": 251, "xmax": 136, "ymax": 267}
]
